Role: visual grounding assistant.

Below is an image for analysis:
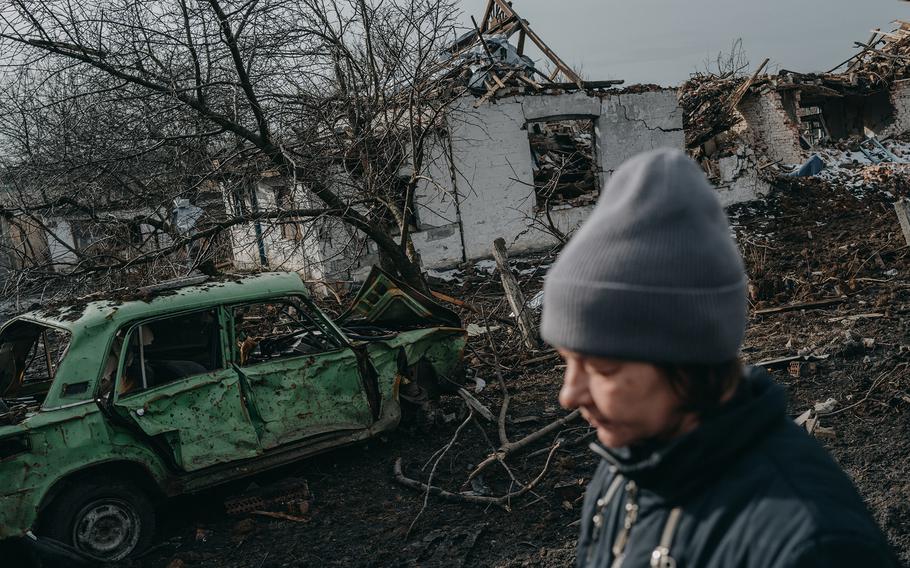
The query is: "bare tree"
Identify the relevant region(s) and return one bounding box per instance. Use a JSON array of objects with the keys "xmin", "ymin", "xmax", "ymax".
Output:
[{"xmin": 0, "ymin": 0, "xmax": 465, "ymax": 295}]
